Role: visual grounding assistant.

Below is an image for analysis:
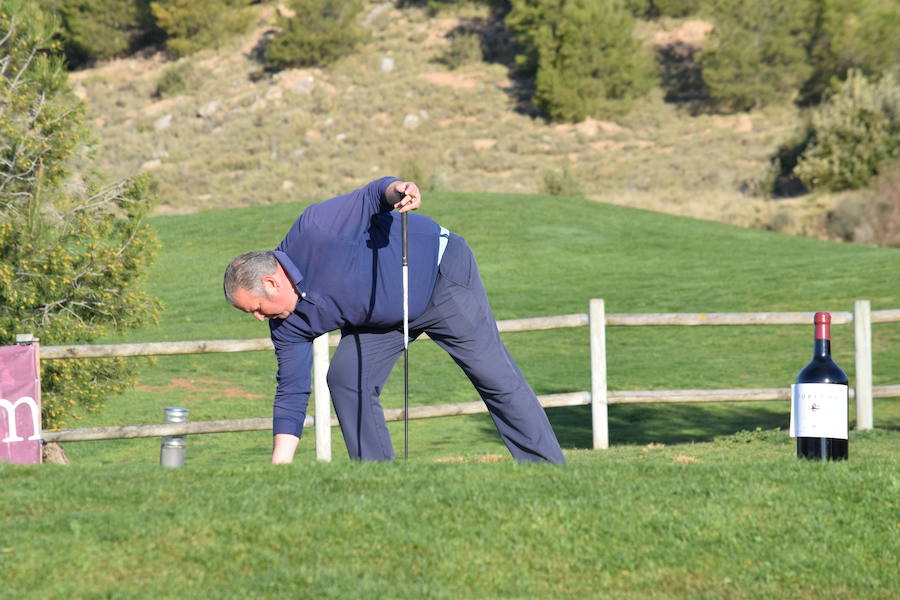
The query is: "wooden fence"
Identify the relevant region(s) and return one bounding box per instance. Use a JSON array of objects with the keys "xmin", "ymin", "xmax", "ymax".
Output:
[{"xmin": 36, "ymin": 299, "xmax": 900, "ymax": 460}]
